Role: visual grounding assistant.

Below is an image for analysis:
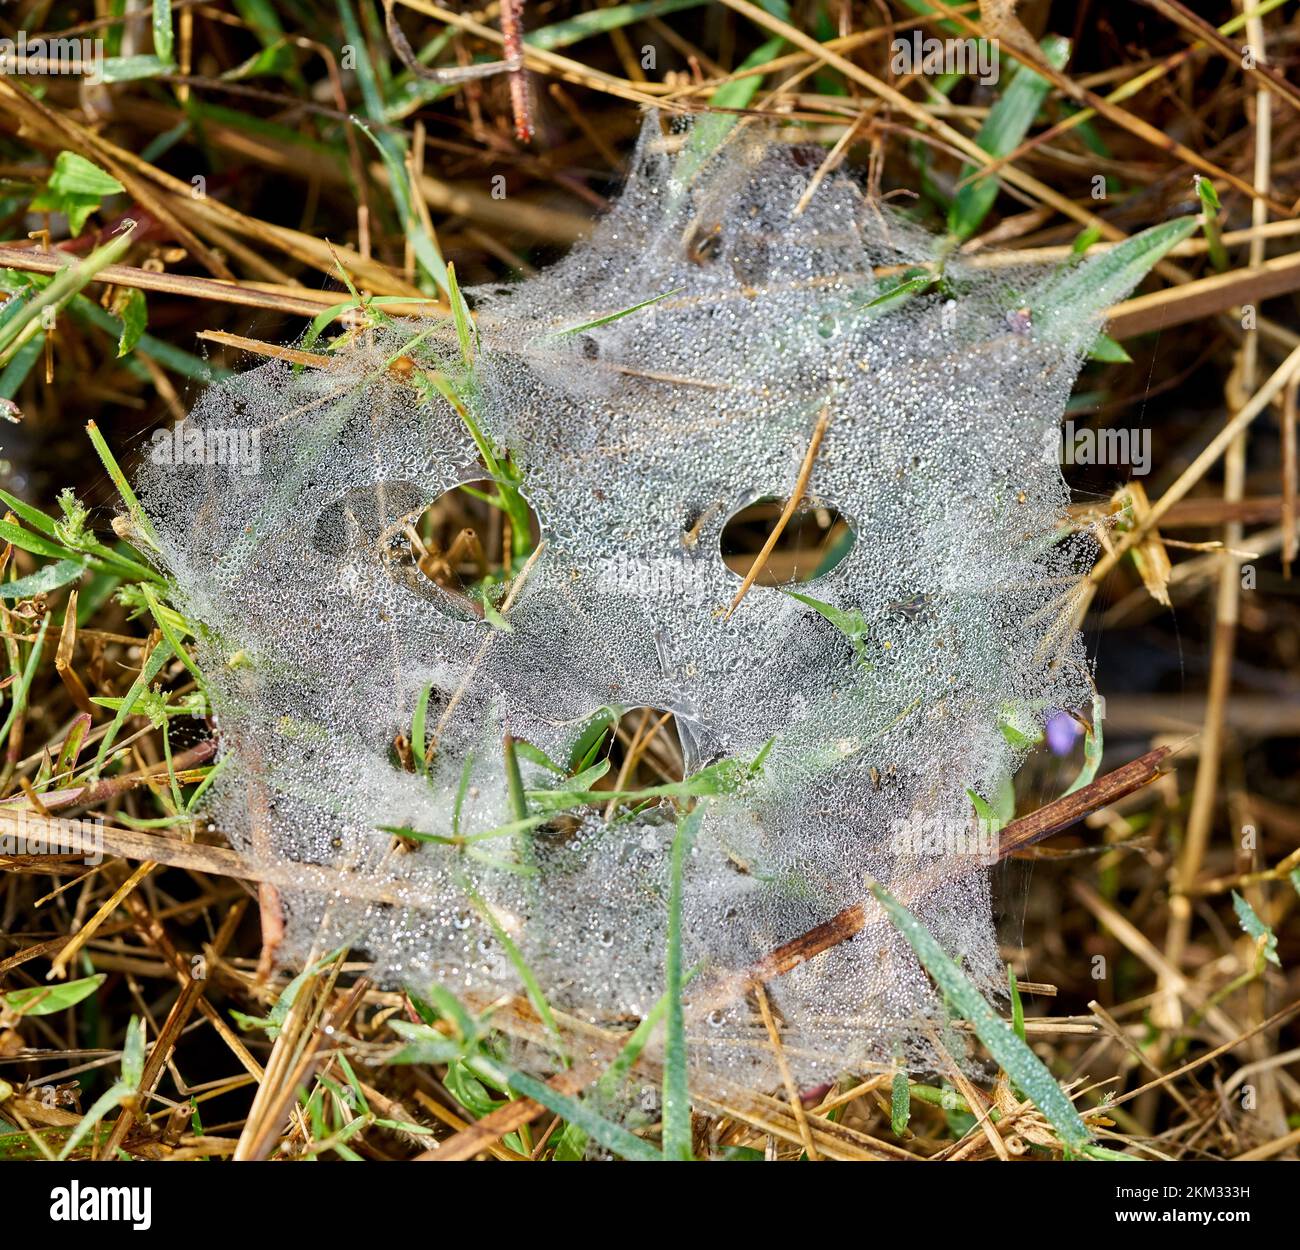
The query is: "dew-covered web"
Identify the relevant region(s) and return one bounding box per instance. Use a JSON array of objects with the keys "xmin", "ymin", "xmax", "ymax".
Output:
[{"xmin": 134, "ymin": 118, "xmax": 1146, "ymax": 1094}]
